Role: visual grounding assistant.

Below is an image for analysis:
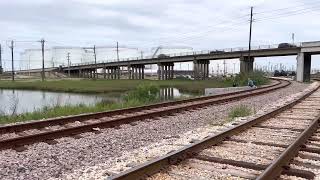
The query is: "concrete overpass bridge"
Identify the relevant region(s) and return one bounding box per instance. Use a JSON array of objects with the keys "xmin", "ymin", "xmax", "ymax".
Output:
[{"xmin": 17, "ymin": 41, "xmax": 320, "ymax": 82}]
